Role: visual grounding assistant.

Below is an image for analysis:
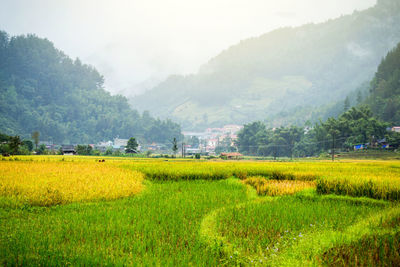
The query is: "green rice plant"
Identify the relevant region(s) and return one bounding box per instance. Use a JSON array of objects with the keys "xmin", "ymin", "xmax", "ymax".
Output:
[
  {"xmin": 0, "ymin": 179, "xmax": 250, "ymax": 266},
  {"xmin": 319, "ymin": 232, "xmax": 400, "ymax": 267},
  {"xmin": 213, "ymin": 194, "xmax": 388, "ymax": 262}
]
